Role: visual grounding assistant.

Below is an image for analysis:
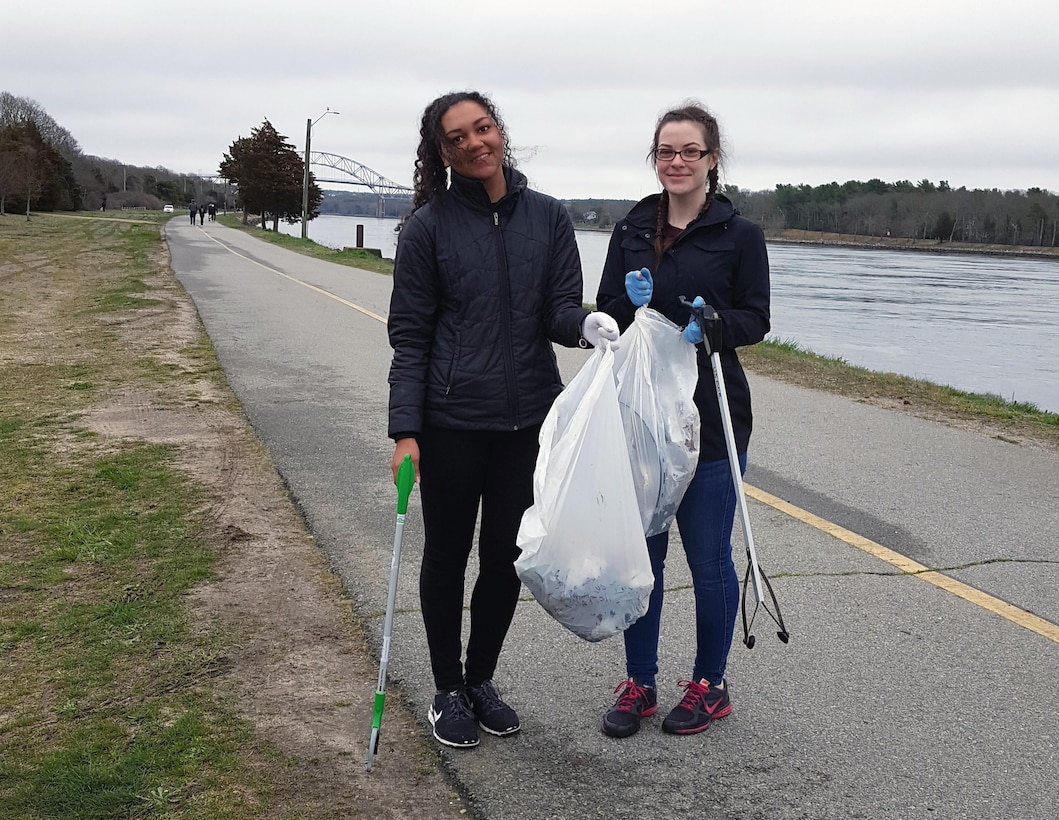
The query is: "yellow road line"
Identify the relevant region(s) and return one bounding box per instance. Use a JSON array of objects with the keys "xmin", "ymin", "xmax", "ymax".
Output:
[
  {"xmin": 200, "ymin": 230, "xmax": 387, "ymax": 323},
  {"xmin": 744, "ymin": 483, "xmax": 1059, "ymax": 644},
  {"xmin": 192, "ymin": 226, "xmax": 1059, "ymax": 646}
]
